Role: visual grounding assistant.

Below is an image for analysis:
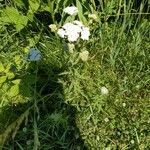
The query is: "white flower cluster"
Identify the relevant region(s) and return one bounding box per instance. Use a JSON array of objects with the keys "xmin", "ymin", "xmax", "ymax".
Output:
[
  {"xmin": 57, "ymin": 21, "xmax": 90, "ymax": 42},
  {"xmin": 79, "ymin": 50, "xmax": 89, "ymax": 61},
  {"xmin": 100, "ymin": 86, "xmax": 109, "ymax": 95},
  {"xmin": 63, "ymin": 6, "xmax": 78, "ymax": 15}
]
